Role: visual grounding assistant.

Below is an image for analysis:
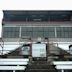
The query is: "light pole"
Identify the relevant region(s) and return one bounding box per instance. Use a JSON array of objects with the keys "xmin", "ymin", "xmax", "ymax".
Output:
[{"xmin": 0, "ymin": 38, "xmax": 4, "ymax": 56}]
